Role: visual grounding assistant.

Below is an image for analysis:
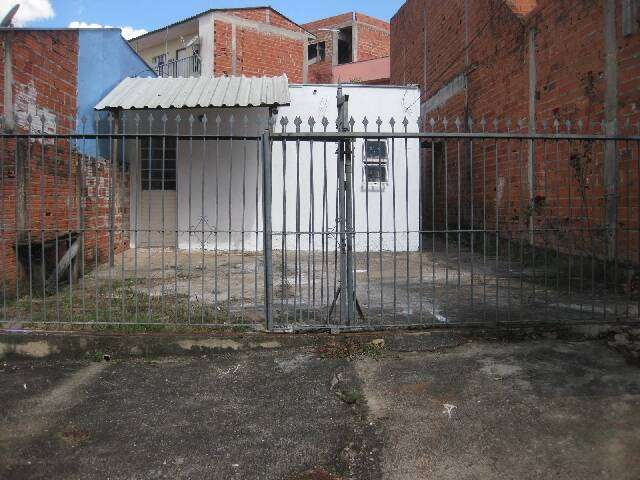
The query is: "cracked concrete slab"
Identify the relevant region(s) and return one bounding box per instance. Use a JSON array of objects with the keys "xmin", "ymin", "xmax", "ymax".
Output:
[
  {"xmin": 0, "ymin": 336, "xmax": 638, "ymax": 480},
  {"xmin": 355, "ymin": 340, "xmax": 640, "ymax": 480}
]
